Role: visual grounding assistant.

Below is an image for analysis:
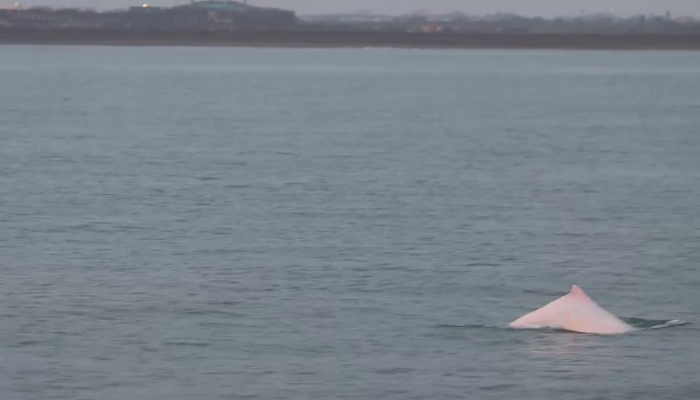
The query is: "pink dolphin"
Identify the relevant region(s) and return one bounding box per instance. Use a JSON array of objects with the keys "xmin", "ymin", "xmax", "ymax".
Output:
[{"xmin": 510, "ymin": 285, "xmax": 634, "ymax": 335}]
